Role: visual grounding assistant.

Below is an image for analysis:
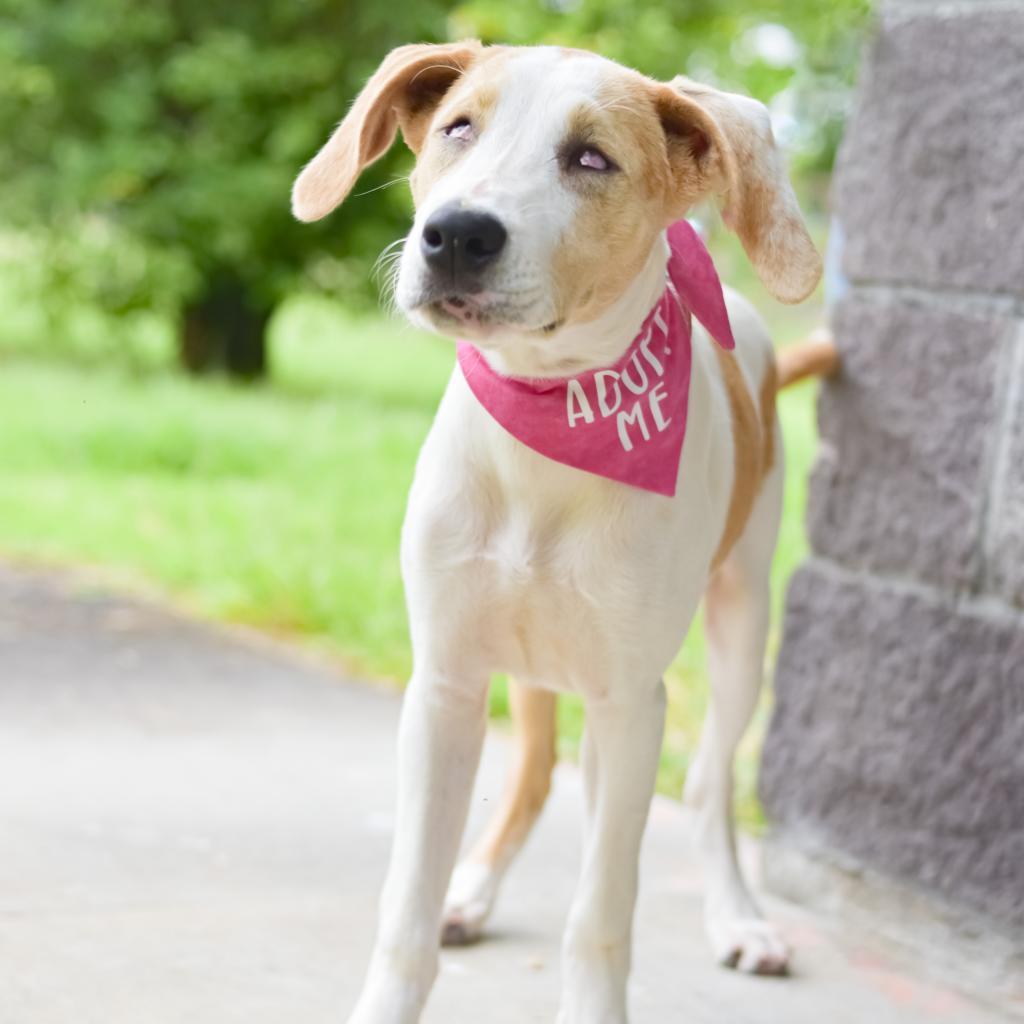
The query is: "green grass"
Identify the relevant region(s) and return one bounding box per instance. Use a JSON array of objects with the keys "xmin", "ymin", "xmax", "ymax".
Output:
[
  {"xmin": 0, "ymin": 261, "xmax": 824, "ymax": 830},
  {"xmin": 0, "ymin": 302, "xmax": 451, "ymax": 681}
]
